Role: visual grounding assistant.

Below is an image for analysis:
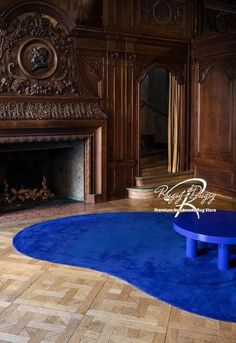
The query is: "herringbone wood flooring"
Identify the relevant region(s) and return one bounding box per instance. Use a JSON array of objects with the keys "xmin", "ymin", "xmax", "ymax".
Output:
[{"xmin": 0, "ymin": 197, "xmax": 236, "ymax": 342}]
